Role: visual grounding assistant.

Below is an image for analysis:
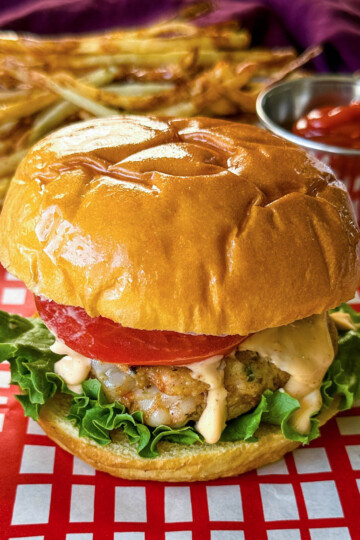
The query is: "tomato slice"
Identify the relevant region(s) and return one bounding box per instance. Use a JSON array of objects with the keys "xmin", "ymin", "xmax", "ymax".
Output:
[{"xmin": 35, "ymin": 295, "xmax": 247, "ymax": 365}]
